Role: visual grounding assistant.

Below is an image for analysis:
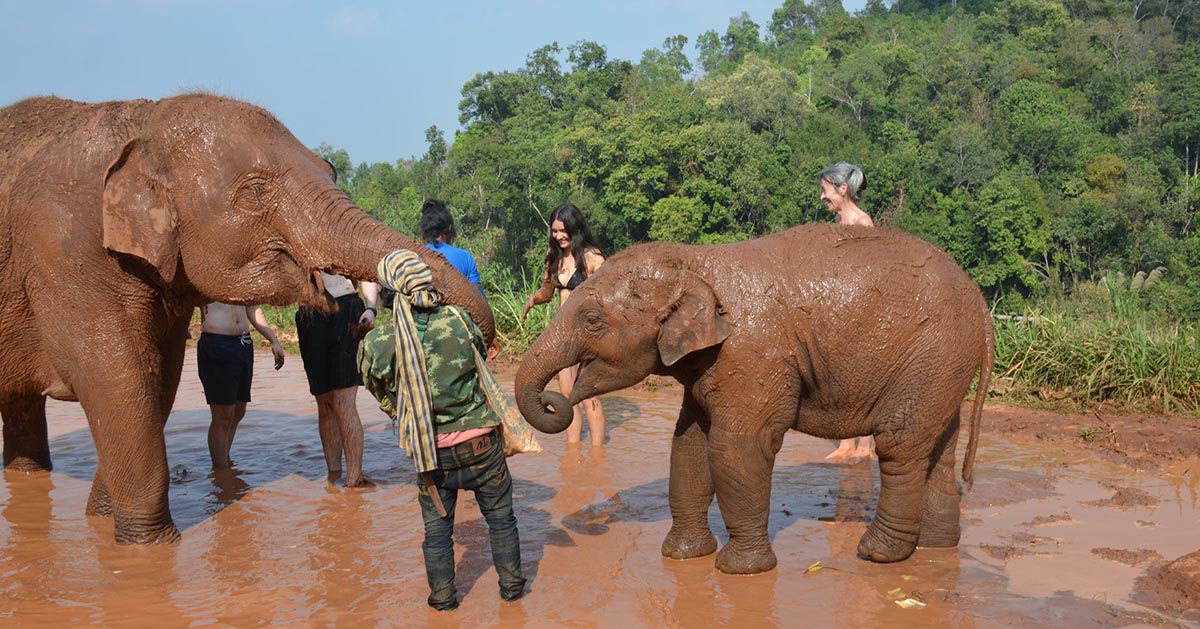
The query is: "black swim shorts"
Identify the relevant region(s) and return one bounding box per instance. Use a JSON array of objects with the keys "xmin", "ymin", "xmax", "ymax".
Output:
[
  {"xmin": 197, "ymin": 332, "xmax": 254, "ymax": 405},
  {"xmin": 296, "ymin": 293, "xmax": 366, "ymax": 396}
]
